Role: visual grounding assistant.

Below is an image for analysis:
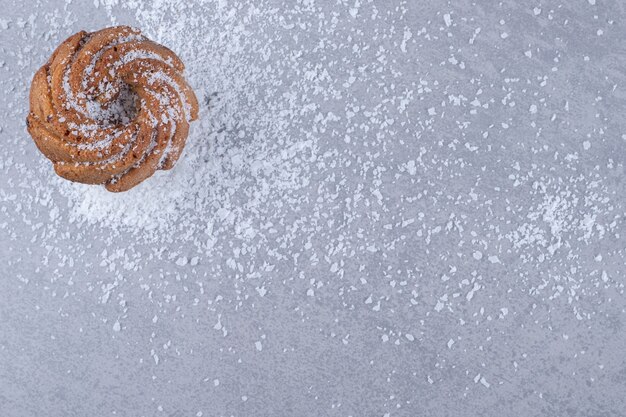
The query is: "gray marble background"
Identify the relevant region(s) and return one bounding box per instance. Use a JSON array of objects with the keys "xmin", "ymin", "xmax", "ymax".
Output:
[{"xmin": 0, "ymin": 0, "xmax": 625, "ymax": 416}]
